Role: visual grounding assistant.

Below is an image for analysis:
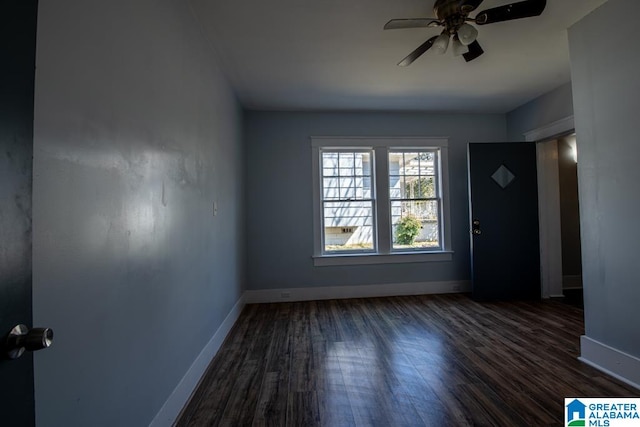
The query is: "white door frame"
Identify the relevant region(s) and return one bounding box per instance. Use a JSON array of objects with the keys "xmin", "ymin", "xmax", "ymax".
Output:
[{"xmin": 523, "ymin": 116, "xmax": 575, "ymax": 298}]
